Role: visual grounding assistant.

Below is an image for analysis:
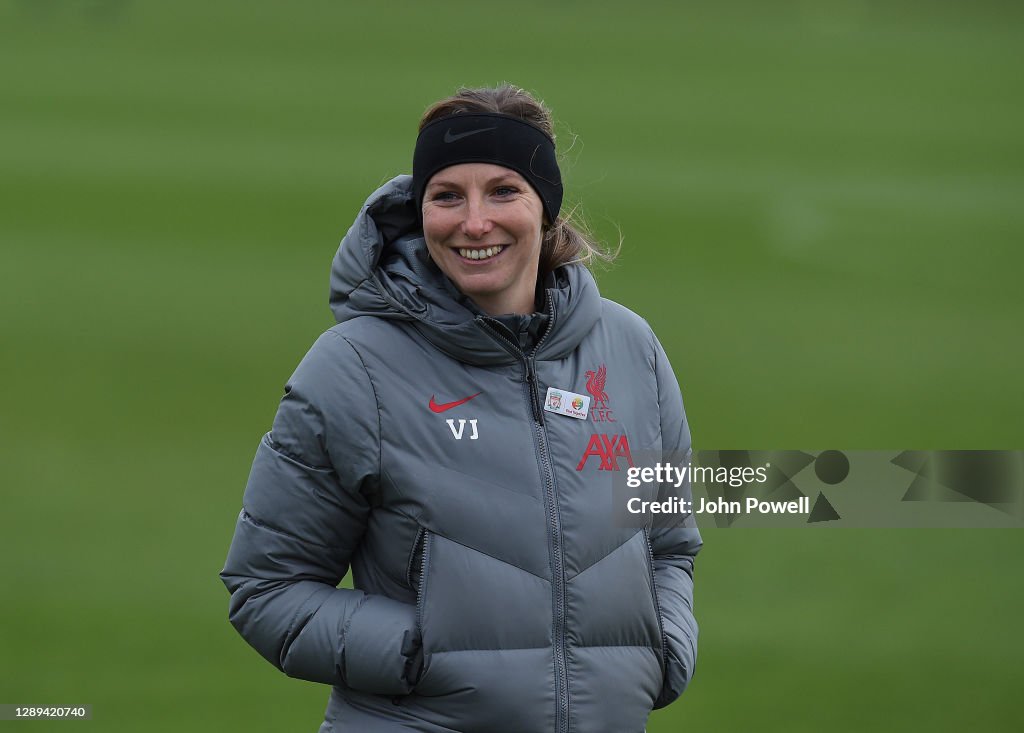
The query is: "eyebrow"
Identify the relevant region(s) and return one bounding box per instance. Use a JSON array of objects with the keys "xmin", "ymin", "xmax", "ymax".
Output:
[{"xmin": 425, "ymin": 173, "xmax": 525, "ymax": 191}]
